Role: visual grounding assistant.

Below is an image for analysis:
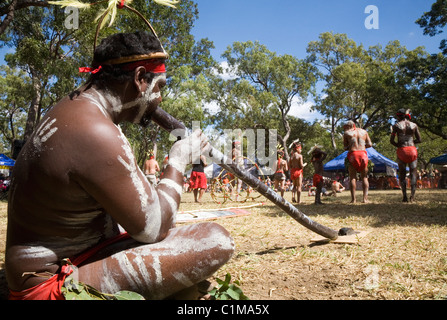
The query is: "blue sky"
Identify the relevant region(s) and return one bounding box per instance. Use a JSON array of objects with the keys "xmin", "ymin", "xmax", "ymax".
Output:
[
  {"xmin": 0, "ymin": 1, "xmax": 444, "ymax": 121},
  {"xmin": 191, "ymin": 0, "xmax": 444, "ymax": 120},
  {"xmin": 191, "ymin": 0, "xmax": 444, "ymax": 60}
]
